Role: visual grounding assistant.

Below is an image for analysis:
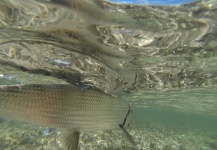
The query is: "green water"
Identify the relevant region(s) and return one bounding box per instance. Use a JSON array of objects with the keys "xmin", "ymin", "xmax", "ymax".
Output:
[
  {"xmin": 131, "ymin": 107, "xmax": 217, "ymax": 149},
  {"xmin": 134, "ymin": 107, "xmax": 217, "ymax": 132}
]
